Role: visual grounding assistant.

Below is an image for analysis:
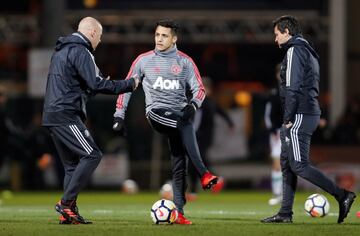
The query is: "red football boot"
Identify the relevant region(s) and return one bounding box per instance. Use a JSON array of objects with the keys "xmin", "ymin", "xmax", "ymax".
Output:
[
  {"xmin": 201, "ymin": 171, "xmax": 219, "ymax": 190},
  {"xmin": 55, "ymin": 200, "xmax": 92, "ymax": 224},
  {"xmin": 211, "ymin": 177, "xmax": 225, "ymax": 194},
  {"xmin": 59, "ymin": 215, "xmax": 72, "ymax": 225},
  {"xmin": 175, "ymin": 212, "xmax": 192, "ymax": 225}
]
